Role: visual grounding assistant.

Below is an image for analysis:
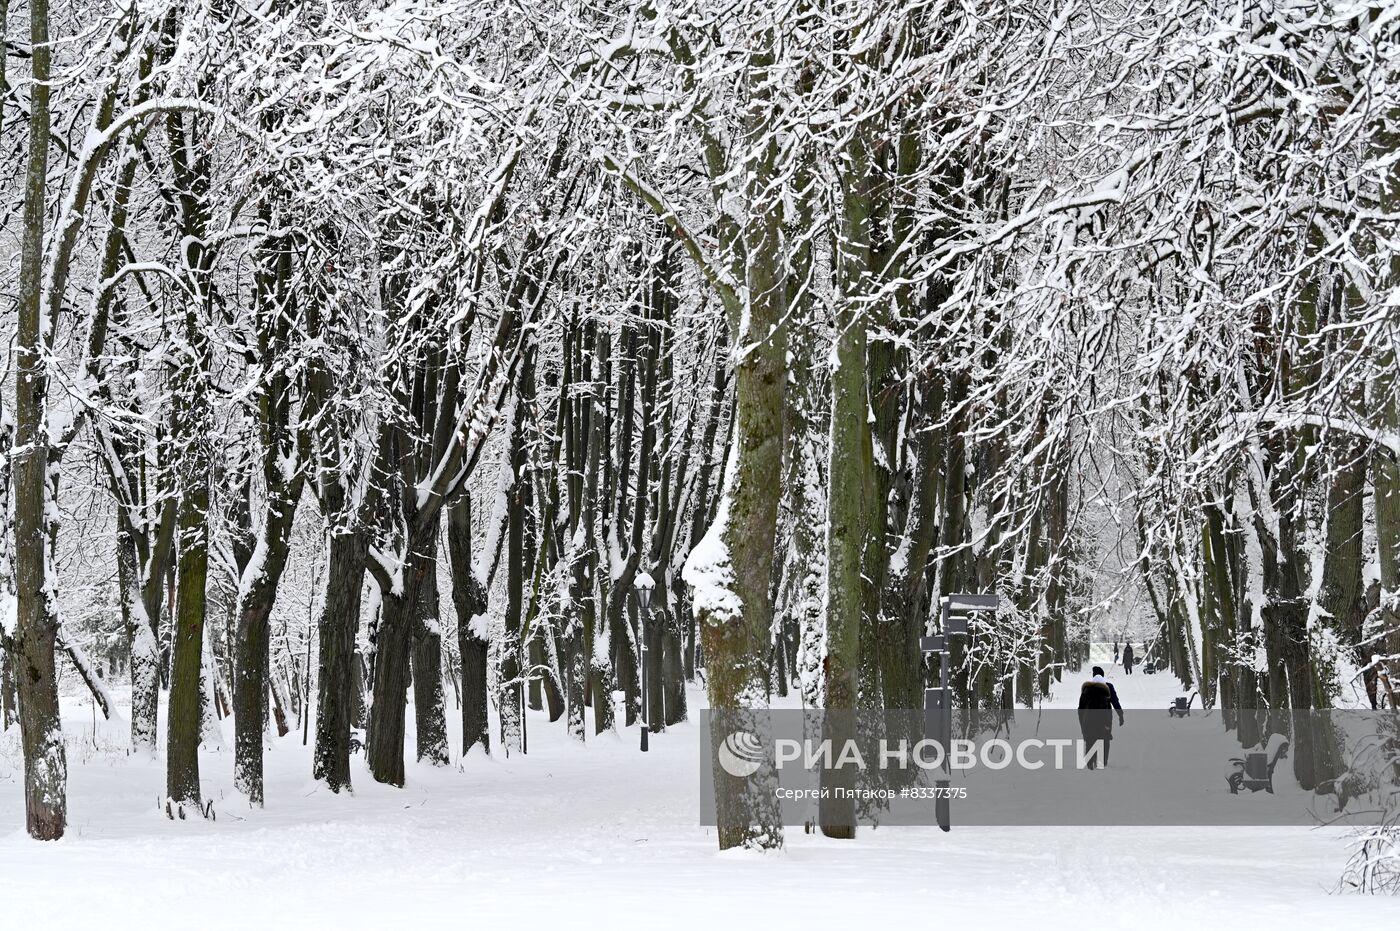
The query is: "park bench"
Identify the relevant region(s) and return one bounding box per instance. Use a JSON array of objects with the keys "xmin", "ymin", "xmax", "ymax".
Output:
[
  {"xmin": 1167, "ymin": 692, "xmax": 1197, "ymax": 718},
  {"xmin": 1227, "ymin": 741, "xmax": 1289, "ymax": 794}
]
